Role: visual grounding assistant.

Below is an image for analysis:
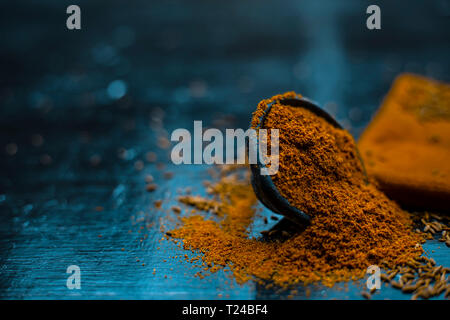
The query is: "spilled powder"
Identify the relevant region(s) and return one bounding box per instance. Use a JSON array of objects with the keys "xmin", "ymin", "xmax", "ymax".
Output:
[{"xmin": 165, "ymin": 92, "xmax": 425, "ymax": 288}]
